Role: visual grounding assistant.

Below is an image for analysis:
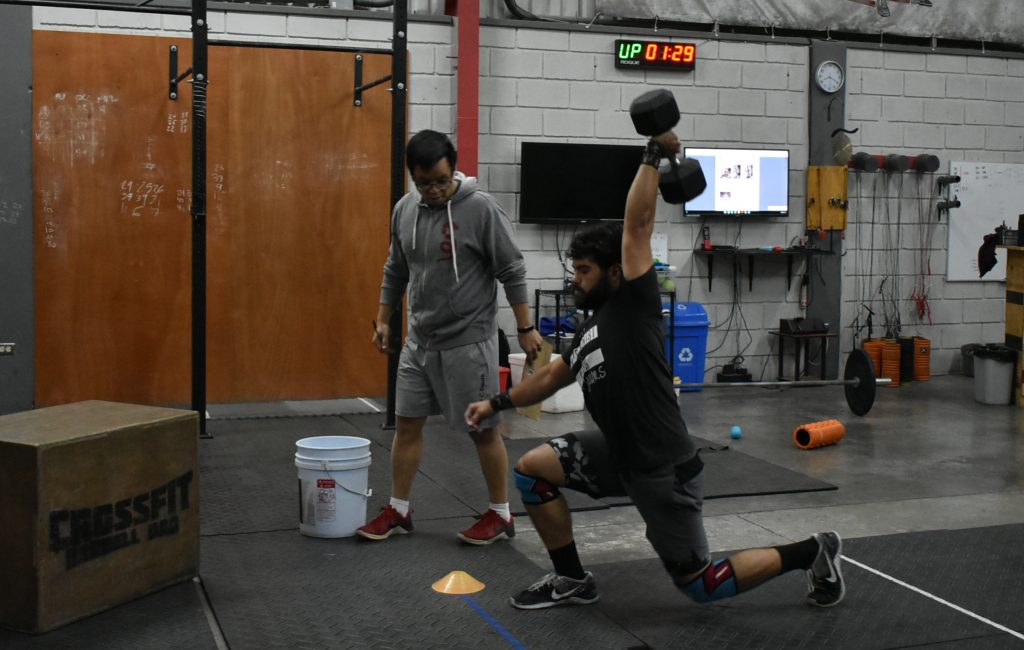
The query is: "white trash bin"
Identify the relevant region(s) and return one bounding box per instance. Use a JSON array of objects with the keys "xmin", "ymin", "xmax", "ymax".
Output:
[{"xmin": 972, "ymin": 345, "xmax": 1015, "ymax": 405}]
